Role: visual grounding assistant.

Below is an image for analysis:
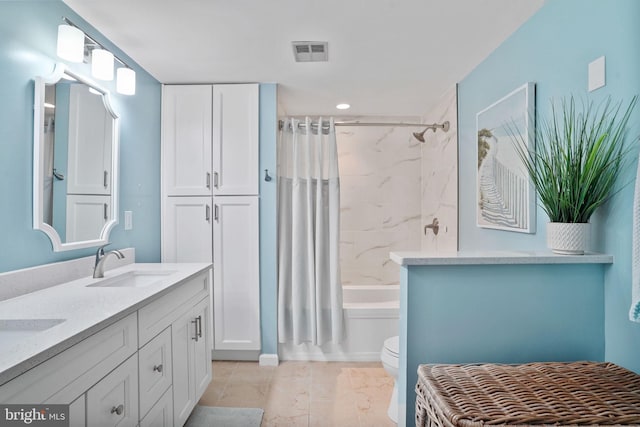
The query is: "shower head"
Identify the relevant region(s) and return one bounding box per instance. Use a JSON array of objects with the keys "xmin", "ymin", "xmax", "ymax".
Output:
[{"xmin": 412, "ymin": 121, "xmax": 450, "ymax": 142}]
